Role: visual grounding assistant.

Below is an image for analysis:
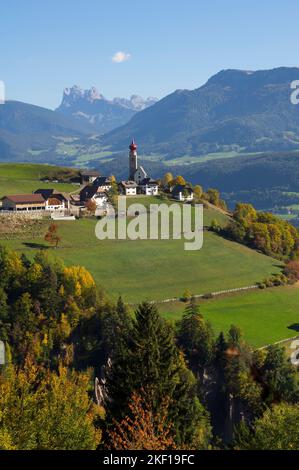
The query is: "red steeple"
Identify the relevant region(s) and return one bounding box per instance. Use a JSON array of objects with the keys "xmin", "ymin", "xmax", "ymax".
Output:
[{"xmin": 129, "ymin": 139, "xmax": 137, "ymax": 151}]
